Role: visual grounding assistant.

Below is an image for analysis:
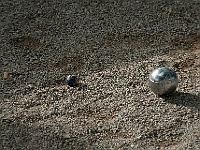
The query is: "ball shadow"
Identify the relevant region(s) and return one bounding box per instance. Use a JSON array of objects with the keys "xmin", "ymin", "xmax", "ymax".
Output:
[
  {"xmin": 162, "ymin": 91, "xmax": 200, "ymax": 110},
  {"xmin": 76, "ymin": 83, "xmax": 88, "ymax": 91}
]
